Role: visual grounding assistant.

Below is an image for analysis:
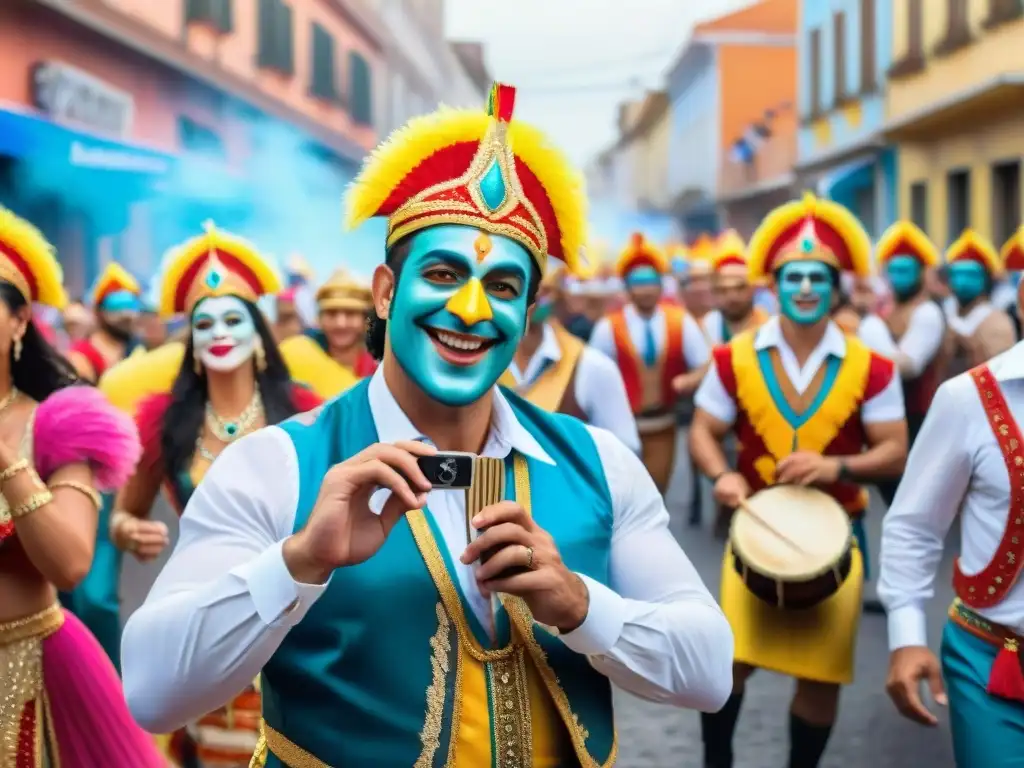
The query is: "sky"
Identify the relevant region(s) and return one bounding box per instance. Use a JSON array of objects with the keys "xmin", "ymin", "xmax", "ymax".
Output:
[{"xmin": 445, "ymin": 0, "xmax": 758, "ymax": 167}]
